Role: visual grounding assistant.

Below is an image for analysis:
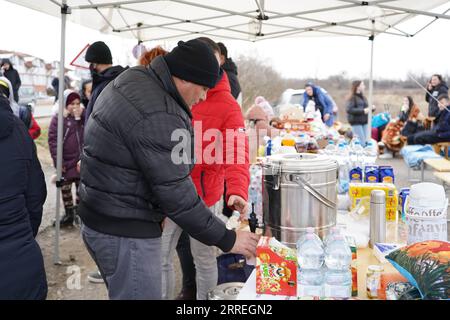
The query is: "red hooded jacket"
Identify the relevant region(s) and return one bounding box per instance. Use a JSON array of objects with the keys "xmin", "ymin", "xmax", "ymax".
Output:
[{"xmin": 191, "ymin": 72, "xmax": 249, "ymax": 207}]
